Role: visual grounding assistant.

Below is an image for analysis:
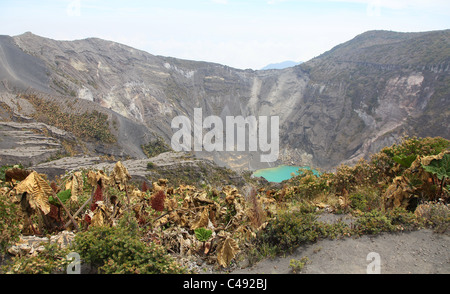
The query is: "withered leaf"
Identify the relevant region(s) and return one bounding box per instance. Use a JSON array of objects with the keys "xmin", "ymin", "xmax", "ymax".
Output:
[
  {"xmin": 14, "ymin": 171, "xmax": 52, "ymax": 215},
  {"xmin": 65, "ymin": 171, "xmax": 83, "ymax": 203},
  {"xmin": 384, "ymin": 176, "xmax": 411, "ymax": 208},
  {"xmin": 130, "ymin": 188, "xmax": 144, "ymax": 202},
  {"xmin": 110, "ymin": 161, "xmax": 131, "ymax": 190},
  {"xmin": 217, "ymin": 237, "xmax": 239, "ymax": 268},
  {"xmin": 191, "ymin": 207, "xmax": 210, "ymax": 230},
  {"xmin": 154, "ymin": 214, "xmax": 170, "ymax": 228},
  {"xmin": 166, "ymin": 198, "xmax": 178, "ymax": 211},
  {"xmin": 338, "ymin": 188, "xmax": 349, "ymax": 209},
  {"xmin": 87, "ymin": 170, "xmax": 110, "ymax": 187},
  {"xmin": 420, "ymin": 151, "xmax": 448, "ymax": 166},
  {"xmin": 90, "ymin": 202, "xmax": 110, "ymax": 227},
  {"xmin": 91, "ymin": 208, "xmax": 105, "ymax": 227}
]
